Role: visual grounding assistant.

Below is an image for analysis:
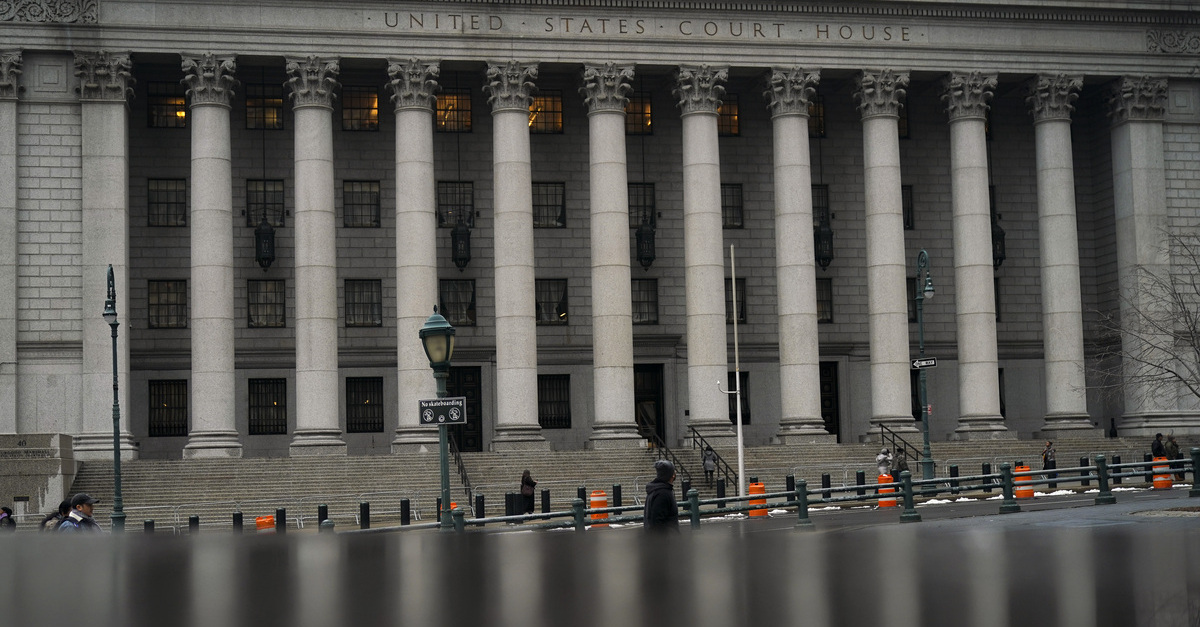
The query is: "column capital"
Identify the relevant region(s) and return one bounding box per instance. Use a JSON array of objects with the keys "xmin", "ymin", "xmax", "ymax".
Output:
[
  {"xmin": 74, "ymin": 51, "xmax": 133, "ymax": 102},
  {"xmin": 484, "ymin": 61, "xmax": 537, "ymax": 113},
  {"xmin": 673, "ymin": 64, "xmax": 727, "ymax": 115},
  {"xmin": 854, "ymin": 69, "xmax": 908, "ymax": 119},
  {"xmin": 387, "ymin": 58, "xmax": 440, "ymax": 111},
  {"xmin": 1106, "ymin": 76, "xmax": 1168, "ymax": 124},
  {"xmin": 1026, "ymin": 74, "xmax": 1082, "ymax": 123},
  {"xmin": 941, "ymin": 71, "xmax": 997, "ymax": 122},
  {"xmin": 581, "ymin": 63, "xmax": 633, "ymax": 114},
  {"xmin": 0, "ymin": 51, "xmax": 21, "ymax": 100},
  {"xmin": 765, "ymin": 67, "xmax": 819, "ymax": 118},
  {"xmin": 286, "ymin": 56, "xmax": 340, "ymax": 110},
  {"xmin": 181, "ymin": 54, "xmax": 238, "ymax": 108}
]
